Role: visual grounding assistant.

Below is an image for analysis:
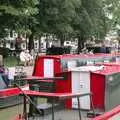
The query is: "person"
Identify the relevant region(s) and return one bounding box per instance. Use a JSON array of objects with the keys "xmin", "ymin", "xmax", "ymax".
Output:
[
  {"xmin": 100, "ymin": 44, "xmax": 106, "ymax": 53},
  {"xmin": 81, "ymin": 46, "xmax": 88, "ymax": 54},
  {"xmin": 26, "ymin": 50, "xmax": 34, "ymax": 66},
  {"xmin": 0, "ymin": 65, "xmax": 9, "ymax": 87},
  {"xmin": 30, "ymin": 49, "xmax": 36, "ymax": 59},
  {"xmin": 20, "ymin": 50, "xmax": 30, "ymax": 66}
]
